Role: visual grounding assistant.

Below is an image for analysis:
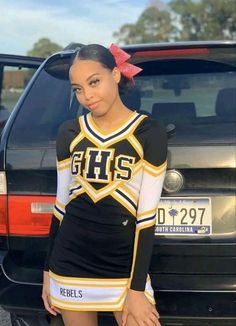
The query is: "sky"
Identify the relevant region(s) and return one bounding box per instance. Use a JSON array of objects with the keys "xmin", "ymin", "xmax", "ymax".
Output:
[{"xmin": 0, "ymin": 0, "xmax": 170, "ymax": 55}]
